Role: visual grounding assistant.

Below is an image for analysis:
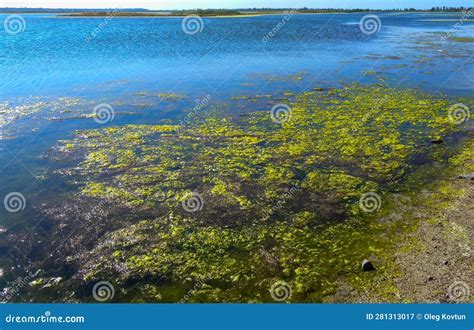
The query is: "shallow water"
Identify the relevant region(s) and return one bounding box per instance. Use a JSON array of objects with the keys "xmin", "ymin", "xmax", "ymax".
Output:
[{"xmin": 0, "ymin": 12, "xmax": 473, "ymax": 301}]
